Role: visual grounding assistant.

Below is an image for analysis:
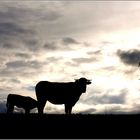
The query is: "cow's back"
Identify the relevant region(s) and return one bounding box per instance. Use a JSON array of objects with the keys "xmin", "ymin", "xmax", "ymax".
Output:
[
  {"xmin": 35, "ymin": 81, "xmax": 81, "ymax": 104},
  {"xmin": 36, "ymin": 81, "xmax": 76, "ymax": 94}
]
